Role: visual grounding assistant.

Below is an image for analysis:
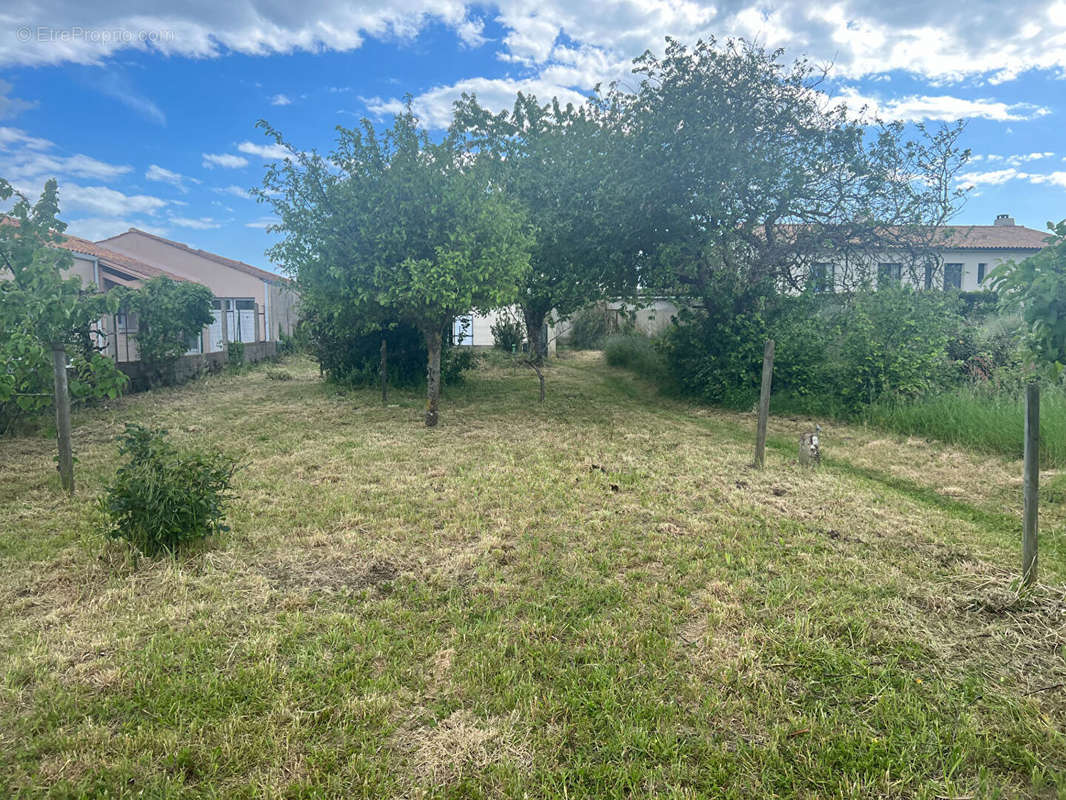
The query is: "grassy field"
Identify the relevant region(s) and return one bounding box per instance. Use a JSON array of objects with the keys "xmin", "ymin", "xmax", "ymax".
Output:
[
  {"xmin": 1, "ymin": 352, "xmax": 1065, "ymax": 798},
  {"xmin": 866, "ymin": 386, "xmax": 1066, "ymax": 470}
]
